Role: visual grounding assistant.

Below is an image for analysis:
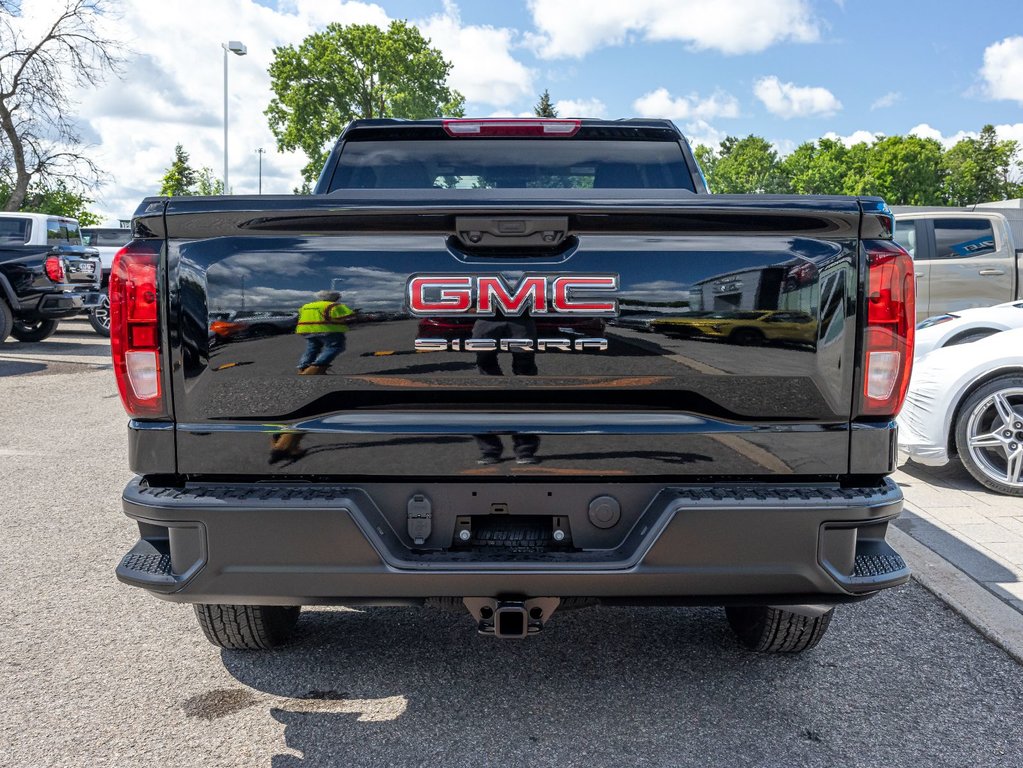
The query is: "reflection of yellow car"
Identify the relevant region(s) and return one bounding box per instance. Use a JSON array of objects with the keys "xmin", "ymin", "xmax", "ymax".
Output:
[{"xmin": 651, "ymin": 310, "xmax": 818, "ymax": 346}]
